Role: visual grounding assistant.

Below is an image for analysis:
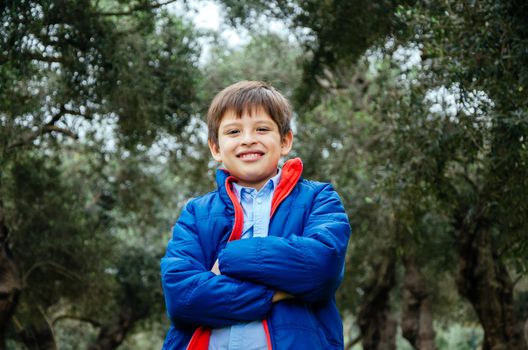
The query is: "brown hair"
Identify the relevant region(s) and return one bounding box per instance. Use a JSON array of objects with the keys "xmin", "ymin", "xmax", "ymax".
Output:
[{"xmin": 207, "ymin": 81, "xmax": 292, "ymax": 146}]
